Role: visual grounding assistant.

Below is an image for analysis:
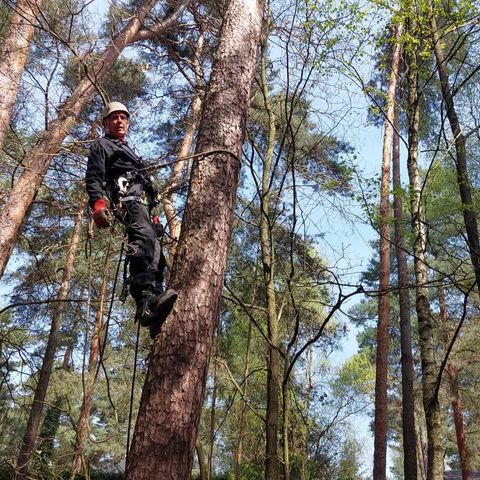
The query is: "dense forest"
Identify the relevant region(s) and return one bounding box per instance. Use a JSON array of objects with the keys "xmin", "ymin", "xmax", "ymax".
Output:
[{"xmin": 1, "ymin": 0, "xmax": 480, "ymax": 479}]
